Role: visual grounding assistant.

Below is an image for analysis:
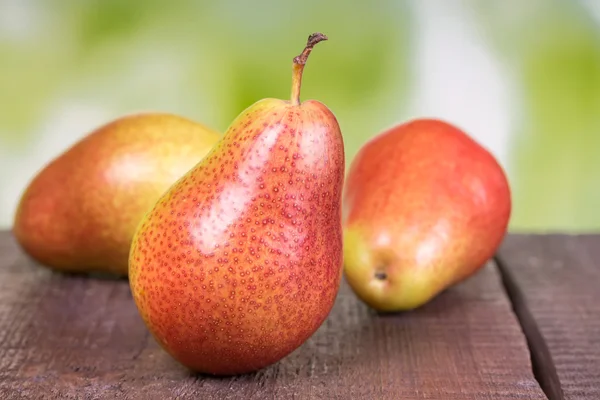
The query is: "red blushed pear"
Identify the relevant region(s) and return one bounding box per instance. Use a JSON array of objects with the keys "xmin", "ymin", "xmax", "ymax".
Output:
[
  {"xmin": 343, "ymin": 119, "xmax": 511, "ymax": 312},
  {"xmin": 13, "ymin": 113, "xmax": 220, "ymax": 276},
  {"xmin": 128, "ymin": 33, "xmax": 345, "ymax": 375}
]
